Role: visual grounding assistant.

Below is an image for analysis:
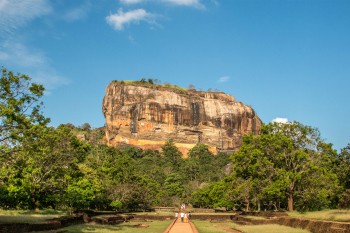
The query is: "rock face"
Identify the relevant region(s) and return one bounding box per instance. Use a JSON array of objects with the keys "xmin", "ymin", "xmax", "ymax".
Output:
[{"xmin": 102, "ymin": 81, "xmax": 262, "ymax": 155}]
